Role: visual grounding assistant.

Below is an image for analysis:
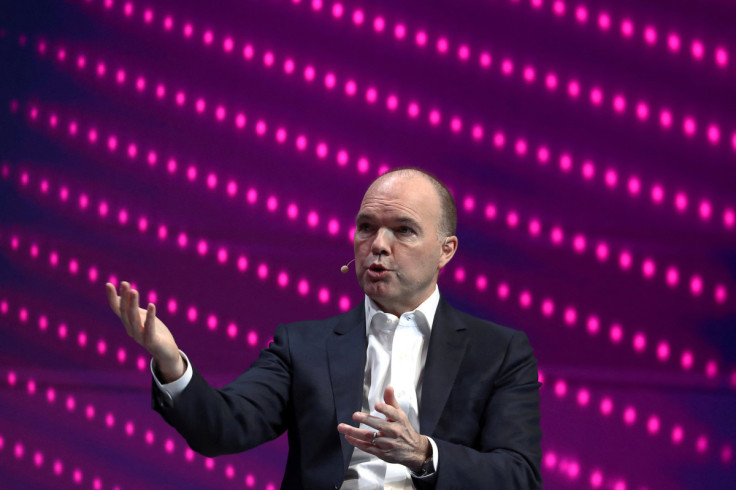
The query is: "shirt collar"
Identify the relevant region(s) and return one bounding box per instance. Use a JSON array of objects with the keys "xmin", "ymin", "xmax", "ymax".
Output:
[{"xmin": 364, "ymin": 286, "xmax": 440, "ymax": 336}]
